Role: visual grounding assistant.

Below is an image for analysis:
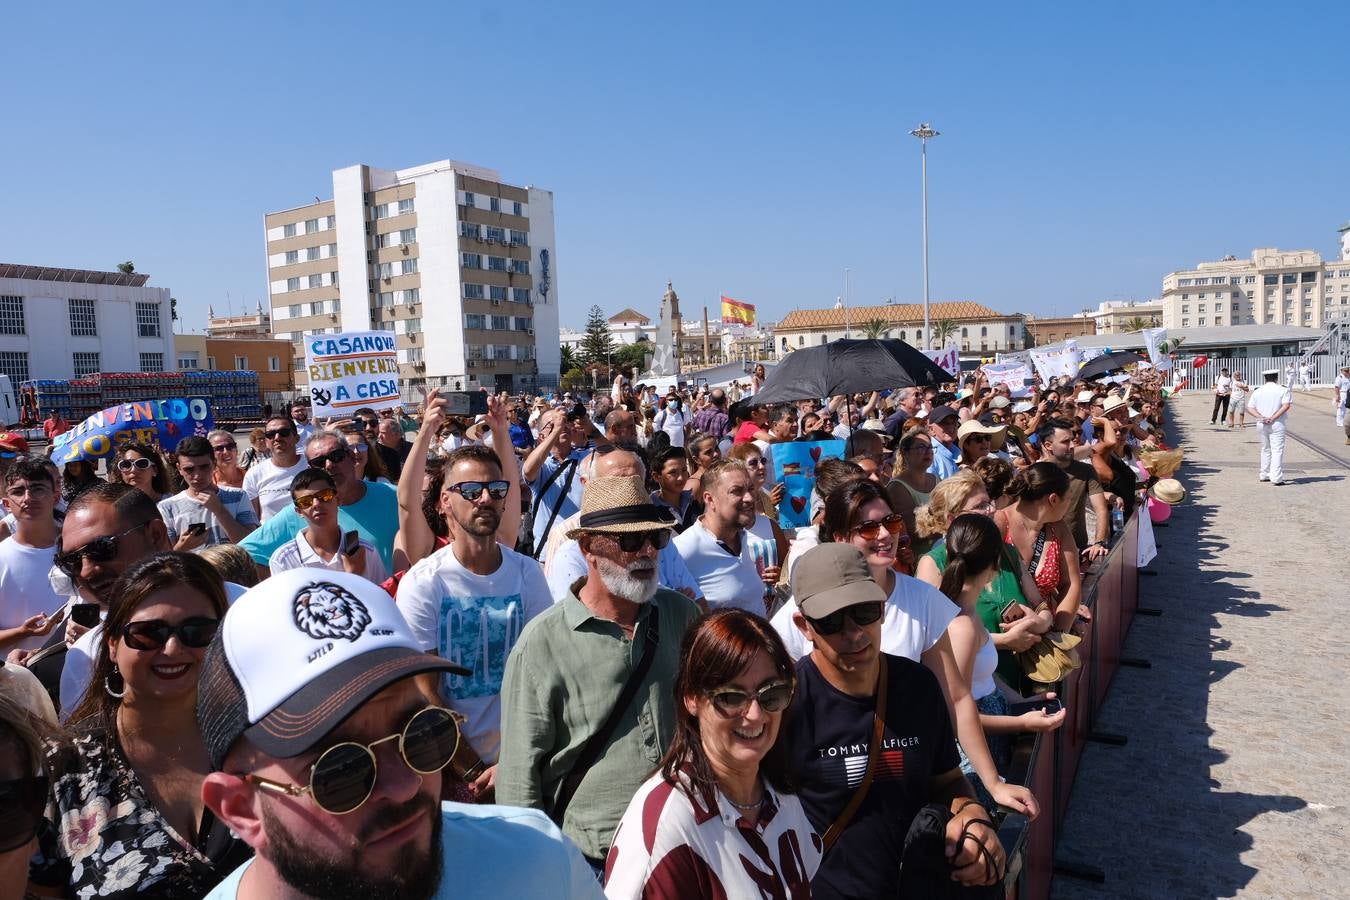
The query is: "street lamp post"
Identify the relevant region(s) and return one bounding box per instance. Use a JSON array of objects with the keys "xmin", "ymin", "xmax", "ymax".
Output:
[
  {"xmin": 910, "ymin": 123, "xmax": 939, "ymax": 348},
  {"xmin": 843, "ymin": 267, "xmax": 851, "ymax": 338}
]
